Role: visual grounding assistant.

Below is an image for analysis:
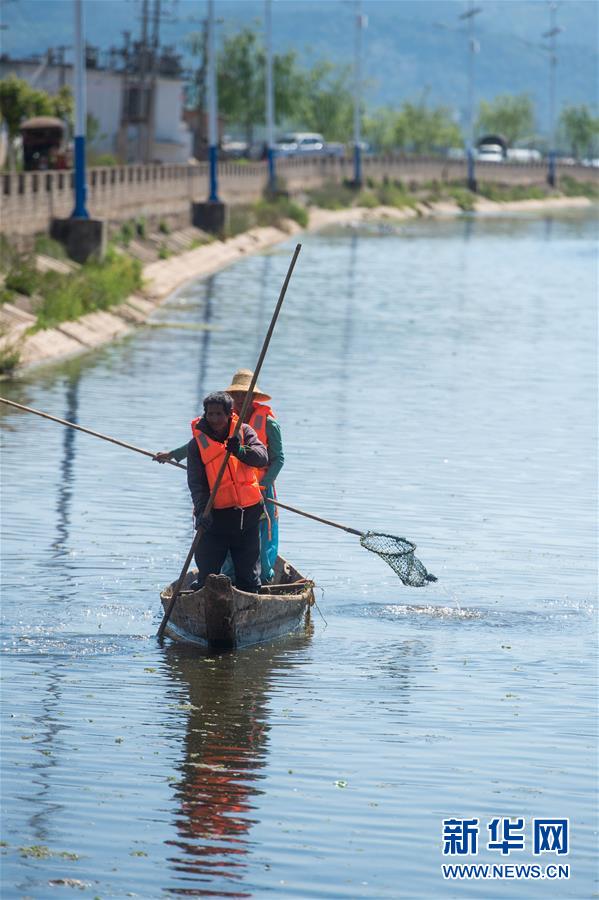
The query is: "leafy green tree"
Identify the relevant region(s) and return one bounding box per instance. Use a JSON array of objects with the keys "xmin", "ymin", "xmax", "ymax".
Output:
[
  {"xmin": 217, "ymin": 27, "xmax": 305, "ymax": 145},
  {"xmin": 558, "ymin": 104, "xmax": 599, "ymax": 159},
  {"xmin": 376, "ymin": 102, "xmax": 462, "ymax": 154},
  {"xmin": 298, "ymin": 61, "xmax": 354, "ymax": 141},
  {"xmin": 364, "ymin": 107, "xmax": 398, "ymax": 152},
  {"xmin": 476, "ymin": 93, "xmax": 535, "ymax": 145}
]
